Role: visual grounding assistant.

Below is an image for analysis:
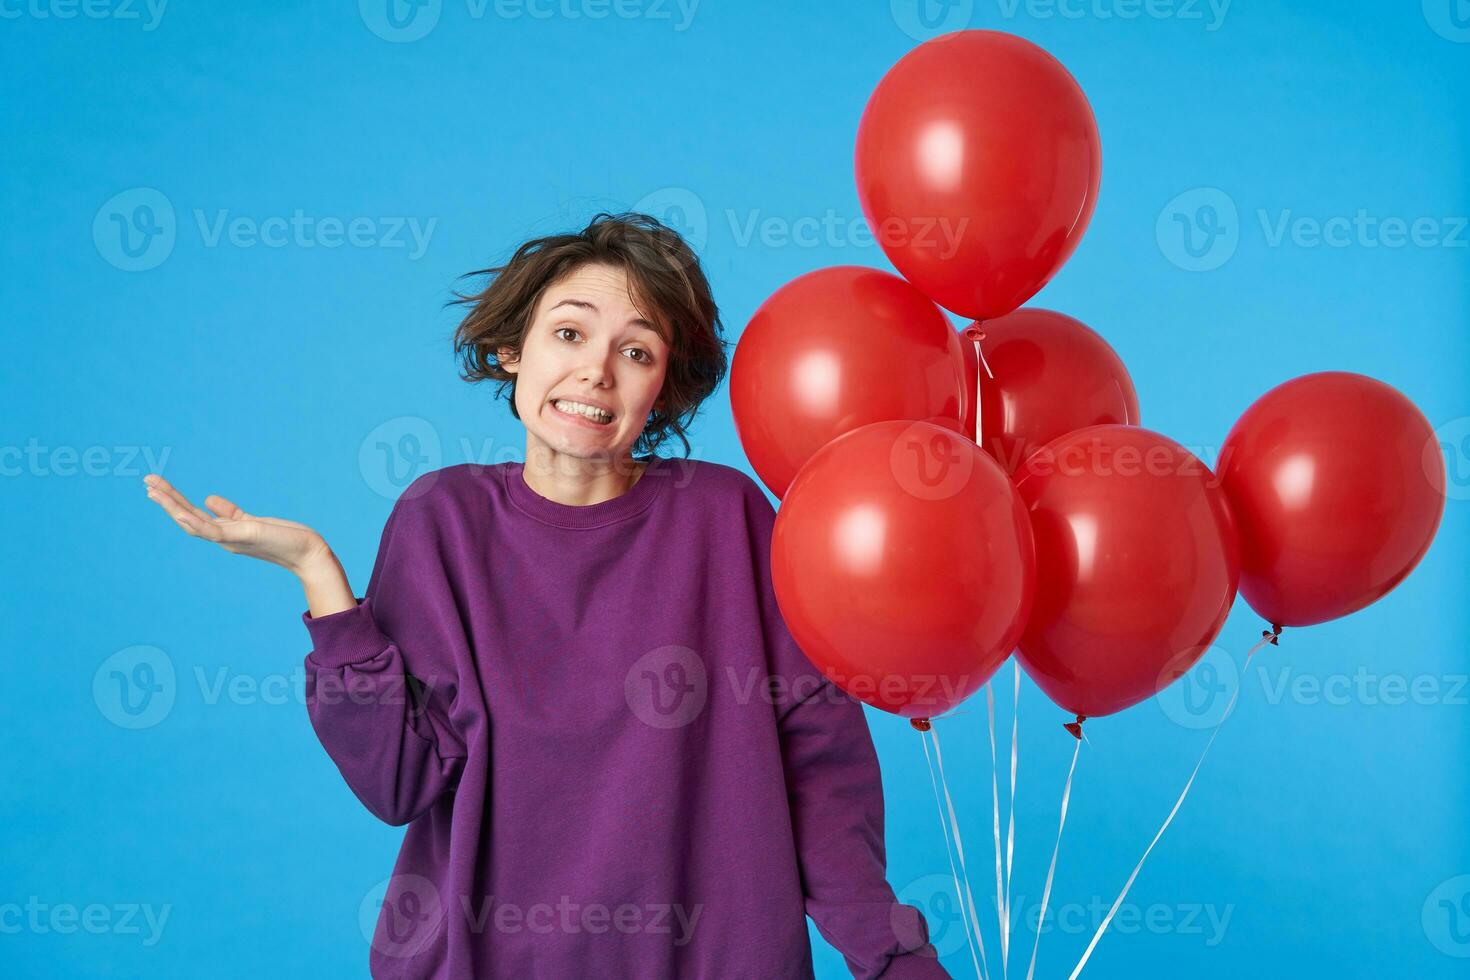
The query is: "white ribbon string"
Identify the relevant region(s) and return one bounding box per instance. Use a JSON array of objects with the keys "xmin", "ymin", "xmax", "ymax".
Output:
[
  {"xmin": 931, "ymin": 724, "xmax": 992, "ymax": 980},
  {"xmin": 1025, "ymin": 735, "xmax": 1082, "ymax": 980},
  {"xmin": 1002, "ymin": 661, "xmax": 1019, "ymax": 974},
  {"xmin": 920, "ymin": 728, "xmax": 986, "ymax": 980},
  {"xmin": 973, "ymin": 332, "xmax": 981, "ymax": 445},
  {"xmin": 1066, "ymin": 630, "xmax": 1279, "ymax": 979},
  {"xmin": 969, "ymin": 327, "xmax": 993, "ymax": 449},
  {"xmin": 985, "ymin": 684, "xmax": 1007, "ymax": 973}
]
